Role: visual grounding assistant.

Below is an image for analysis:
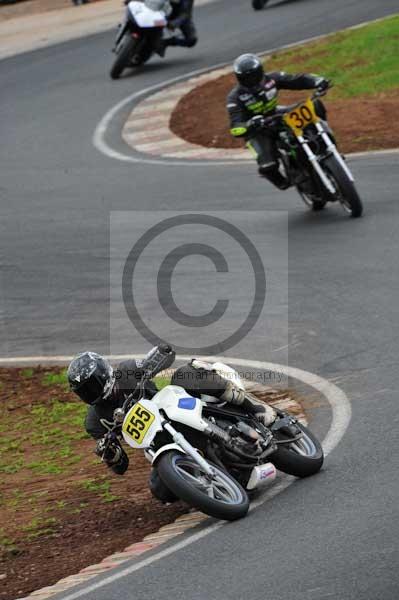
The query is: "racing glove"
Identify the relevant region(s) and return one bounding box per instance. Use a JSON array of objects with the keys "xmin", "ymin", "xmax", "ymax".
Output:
[
  {"xmin": 95, "ymin": 437, "xmax": 129, "ymax": 475},
  {"xmin": 315, "ymin": 77, "xmax": 331, "ymax": 92},
  {"xmin": 247, "ymin": 115, "xmax": 265, "ymax": 132}
]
